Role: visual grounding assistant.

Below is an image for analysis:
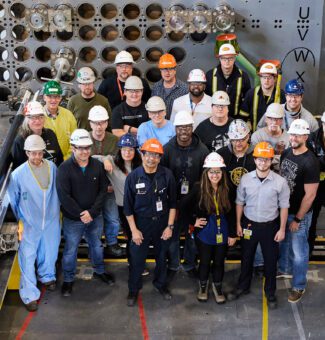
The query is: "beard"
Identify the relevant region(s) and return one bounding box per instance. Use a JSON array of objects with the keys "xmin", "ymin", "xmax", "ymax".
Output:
[{"xmin": 190, "ymin": 89, "xmax": 204, "ymax": 97}]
